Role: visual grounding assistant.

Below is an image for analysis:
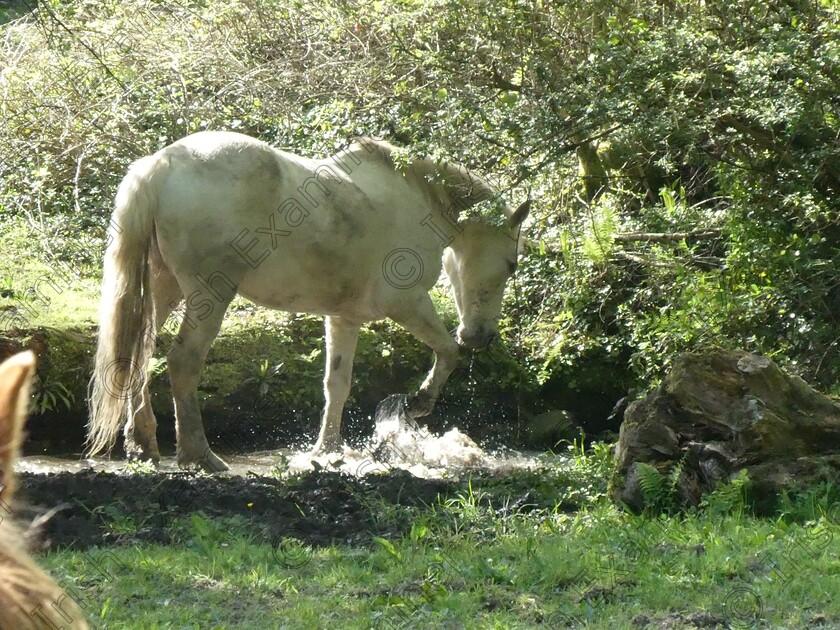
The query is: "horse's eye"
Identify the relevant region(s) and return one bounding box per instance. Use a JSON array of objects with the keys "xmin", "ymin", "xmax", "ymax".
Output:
[{"xmin": 507, "ymin": 260, "xmax": 518, "ymax": 274}]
